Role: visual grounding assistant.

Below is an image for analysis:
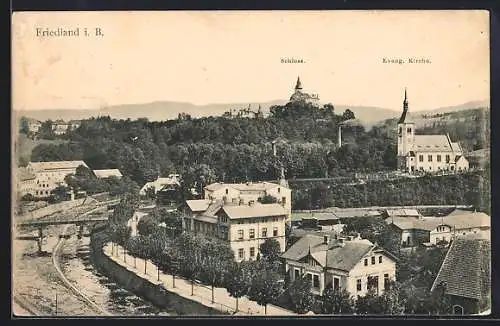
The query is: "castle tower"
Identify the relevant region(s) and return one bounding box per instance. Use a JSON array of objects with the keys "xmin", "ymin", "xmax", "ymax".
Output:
[
  {"xmin": 295, "ymin": 76, "xmax": 303, "ymax": 90},
  {"xmin": 397, "ymin": 88, "xmax": 415, "ymax": 172}
]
